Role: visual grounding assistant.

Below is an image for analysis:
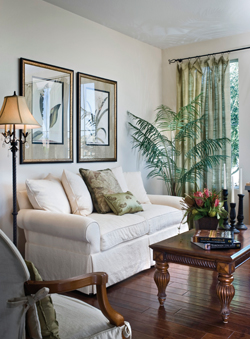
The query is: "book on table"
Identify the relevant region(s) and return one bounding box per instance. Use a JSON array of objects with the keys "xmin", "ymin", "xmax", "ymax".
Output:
[
  {"xmin": 191, "ymin": 239, "xmax": 241, "ymax": 250},
  {"xmin": 191, "ymin": 229, "xmax": 234, "ymax": 244}
]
